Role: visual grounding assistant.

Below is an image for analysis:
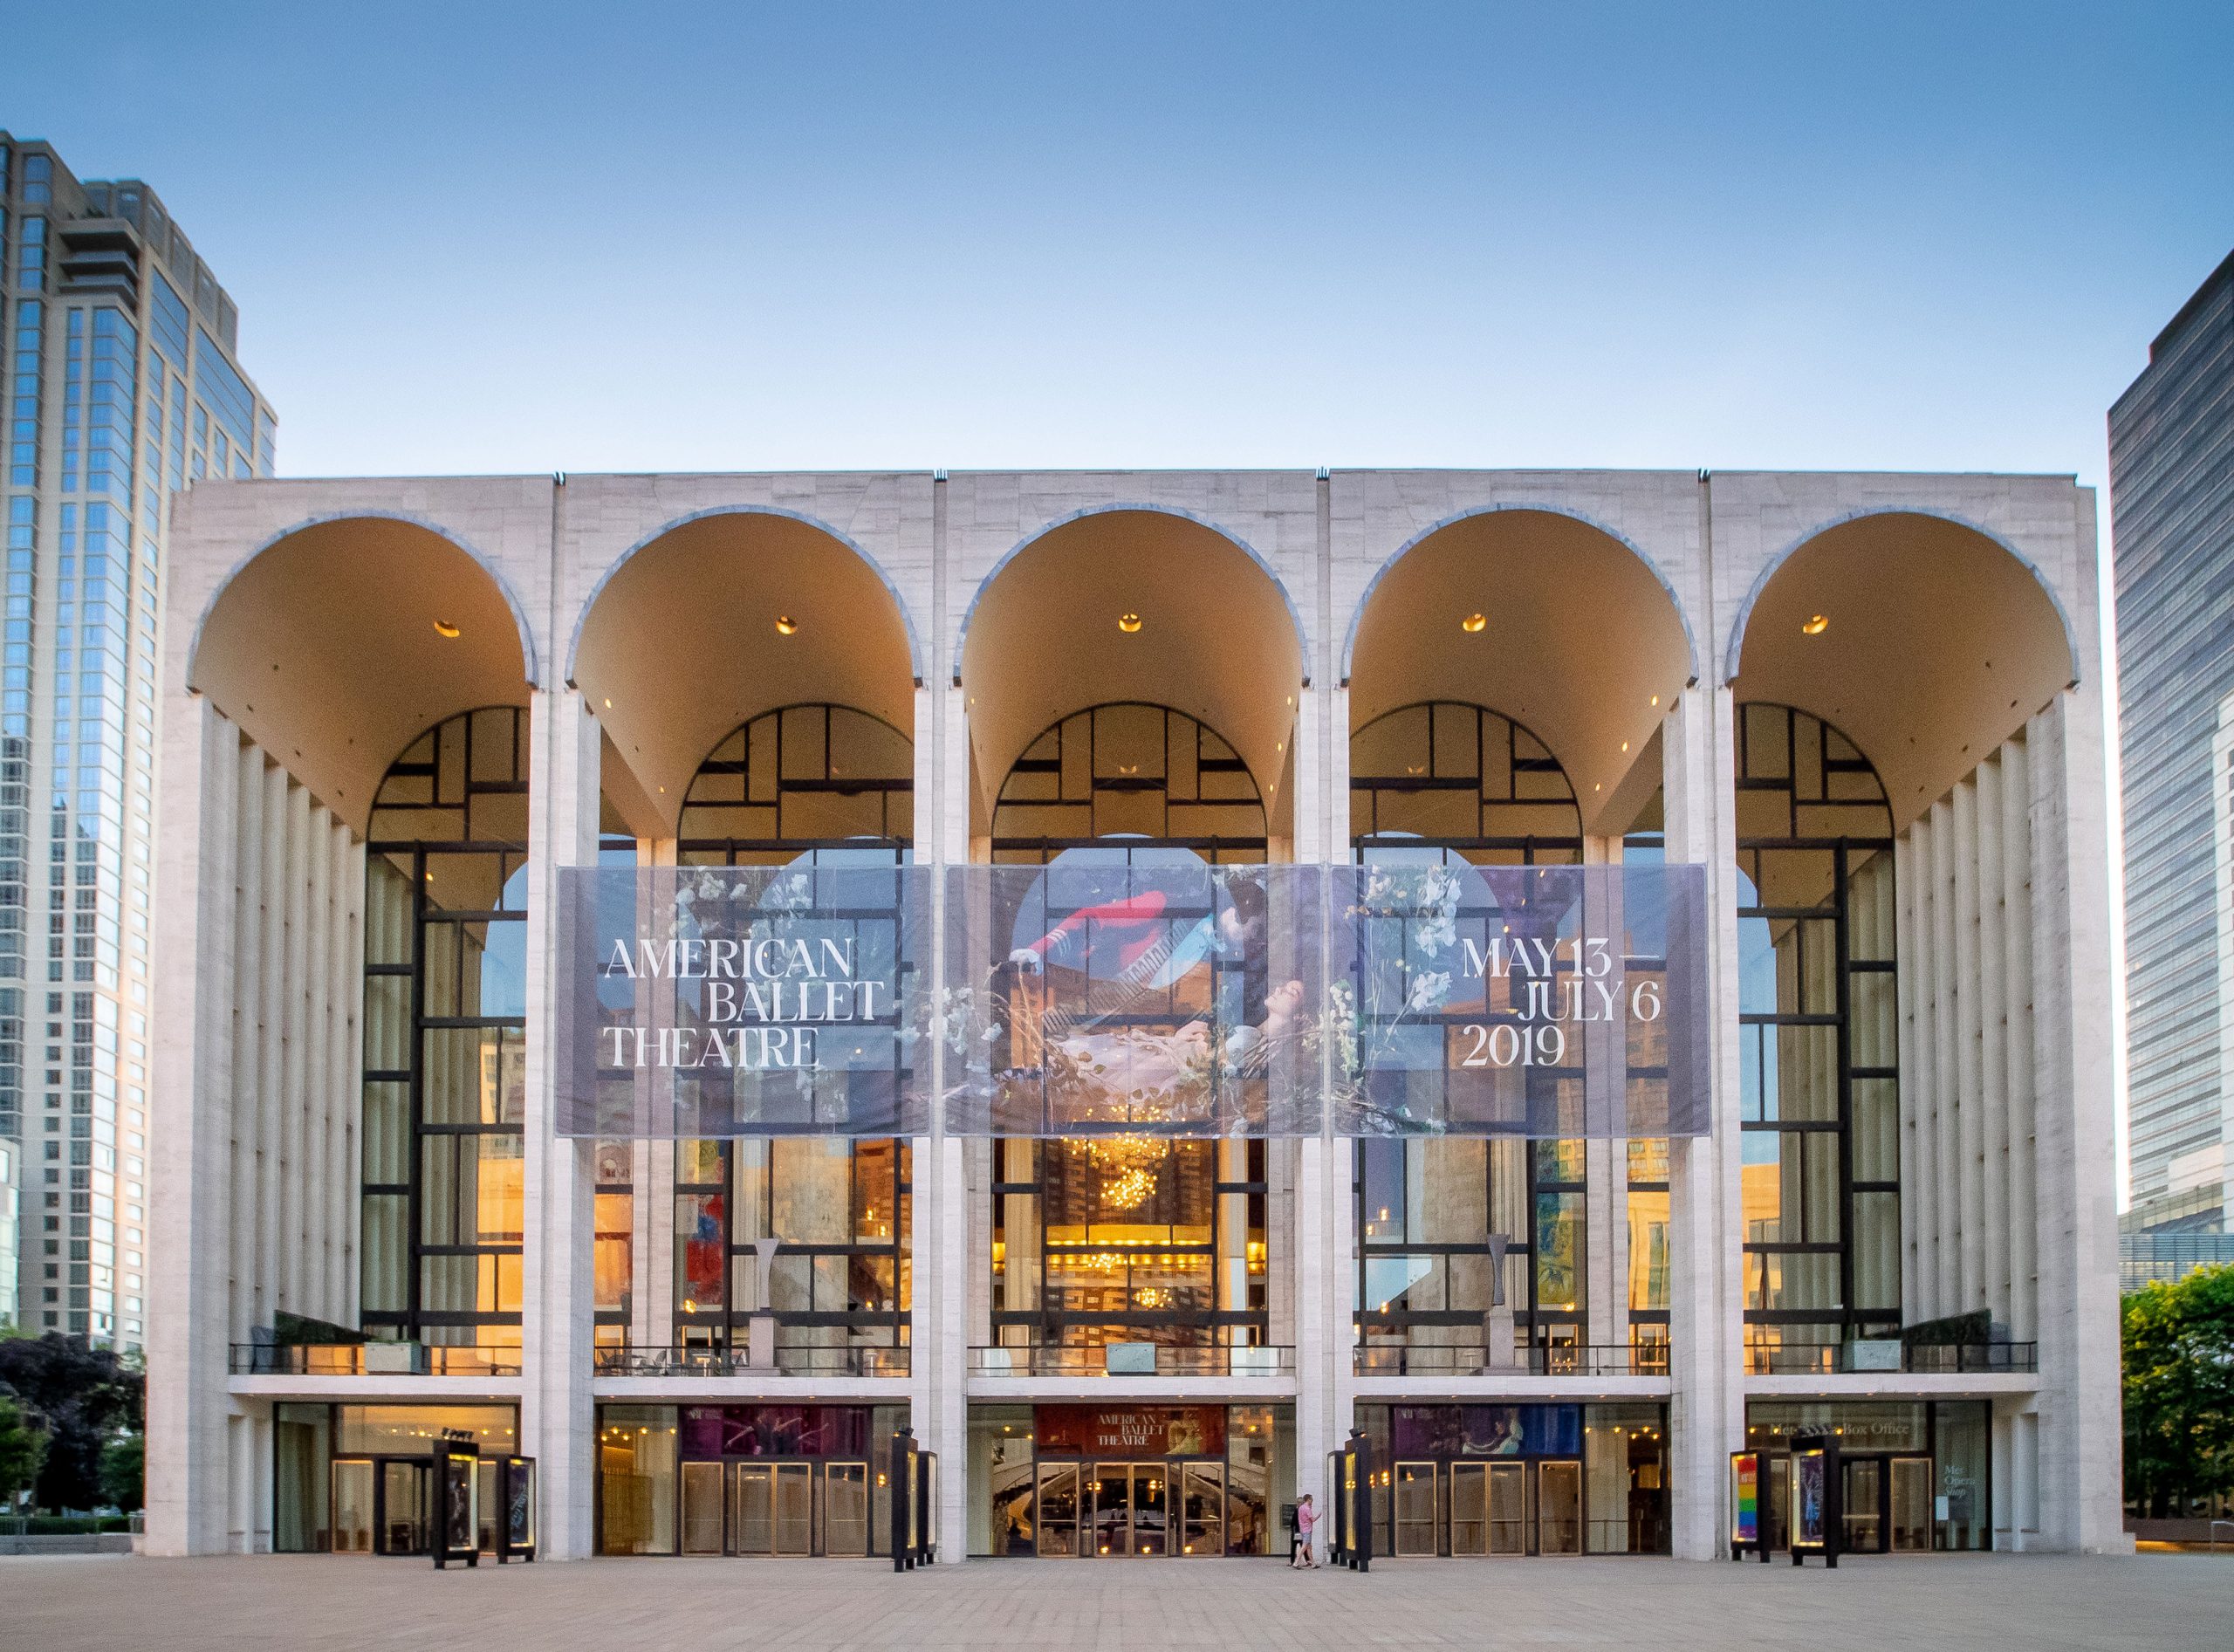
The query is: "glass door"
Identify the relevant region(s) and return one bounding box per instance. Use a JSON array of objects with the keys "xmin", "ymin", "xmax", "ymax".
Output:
[
  {"xmin": 732, "ymin": 1463, "xmax": 774, "ymax": 1554},
  {"xmin": 1449, "ymin": 1463, "xmax": 1487, "ymax": 1555},
  {"xmin": 774, "ymin": 1463, "xmax": 814, "ymax": 1555},
  {"xmin": 1889, "ymin": 1457, "xmax": 1932, "ymax": 1553},
  {"xmin": 1487, "ymin": 1462, "xmax": 1527, "ymax": 1554},
  {"xmin": 1842, "ymin": 1458, "xmax": 1883, "ymax": 1553},
  {"xmin": 1093, "ymin": 1463, "xmax": 1131, "ymax": 1556},
  {"xmin": 331, "ymin": 1459, "xmax": 375, "ymax": 1554},
  {"xmin": 1394, "ymin": 1462, "xmax": 1438, "ymax": 1555},
  {"xmin": 1536, "ymin": 1461, "xmax": 1581, "ymax": 1555},
  {"xmin": 1037, "ymin": 1463, "xmax": 1081, "ymax": 1557},
  {"xmin": 378, "ymin": 1460, "xmax": 430, "ymax": 1555},
  {"xmin": 826, "ymin": 1462, "xmax": 869, "ymax": 1557},
  {"xmin": 681, "ymin": 1461, "xmax": 725, "ymax": 1554},
  {"xmin": 1181, "ymin": 1463, "xmax": 1223, "ymax": 1556},
  {"xmin": 1130, "ymin": 1463, "xmax": 1168, "ymax": 1556}
]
